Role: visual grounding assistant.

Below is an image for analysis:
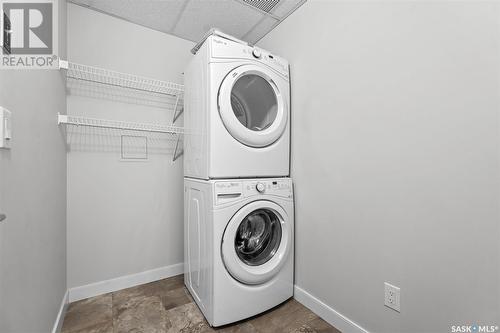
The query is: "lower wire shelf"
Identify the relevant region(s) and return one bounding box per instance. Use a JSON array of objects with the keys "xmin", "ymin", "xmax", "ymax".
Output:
[
  {"xmin": 57, "ymin": 114, "xmax": 184, "ymax": 134},
  {"xmin": 57, "ymin": 114, "xmax": 184, "ymax": 161}
]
